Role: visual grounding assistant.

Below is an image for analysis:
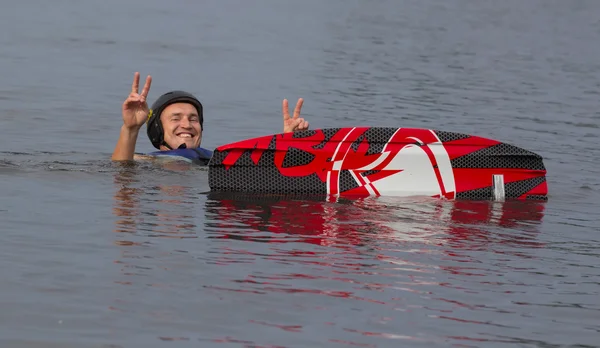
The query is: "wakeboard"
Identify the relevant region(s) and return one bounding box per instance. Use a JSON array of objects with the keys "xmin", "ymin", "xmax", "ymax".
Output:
[{"xmin": 207, "ymin": 127, "xmax": 548, "ymax": 201}]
